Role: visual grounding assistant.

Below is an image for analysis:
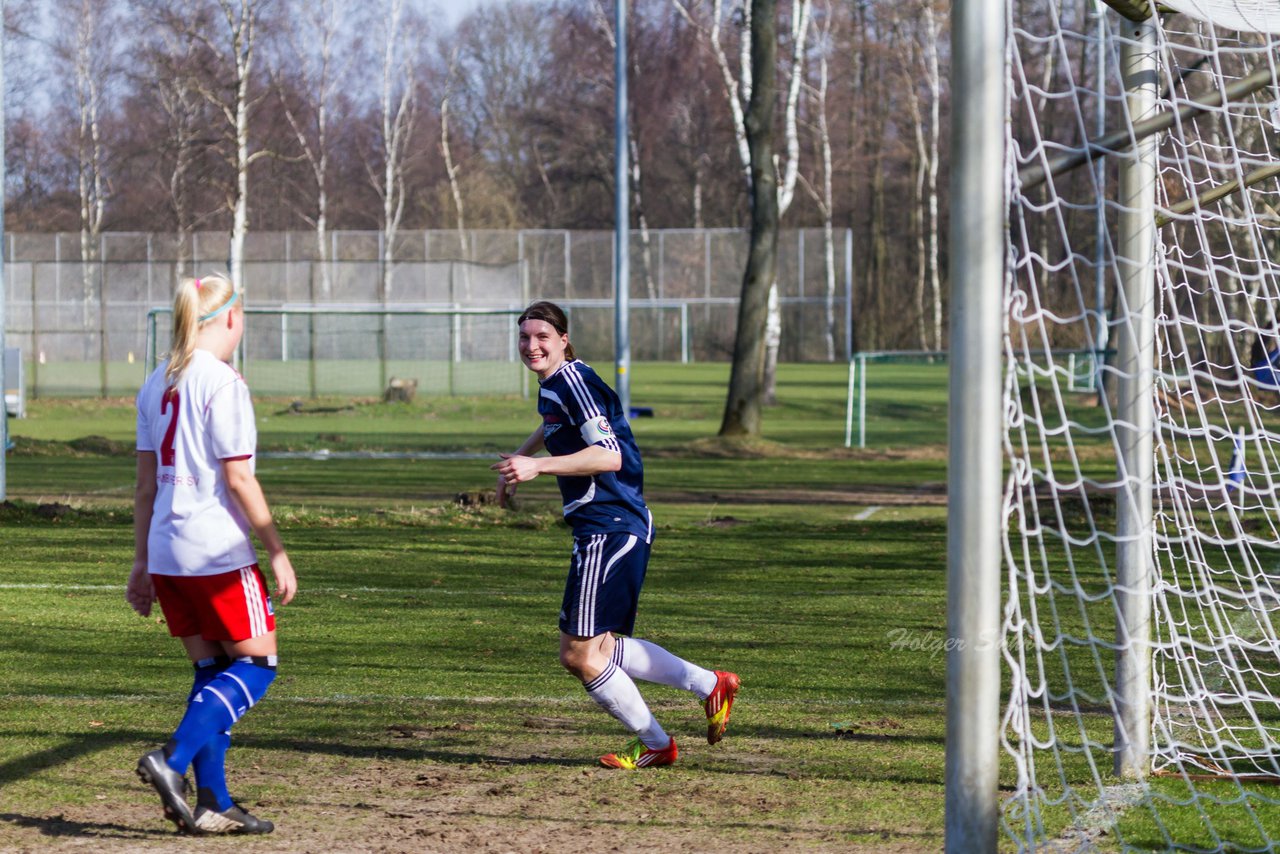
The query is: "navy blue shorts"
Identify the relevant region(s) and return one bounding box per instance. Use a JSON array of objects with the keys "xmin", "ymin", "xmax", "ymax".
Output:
[{"xmin": 559, "ymin": 531, "xmax": 651, "ymax": 638}]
